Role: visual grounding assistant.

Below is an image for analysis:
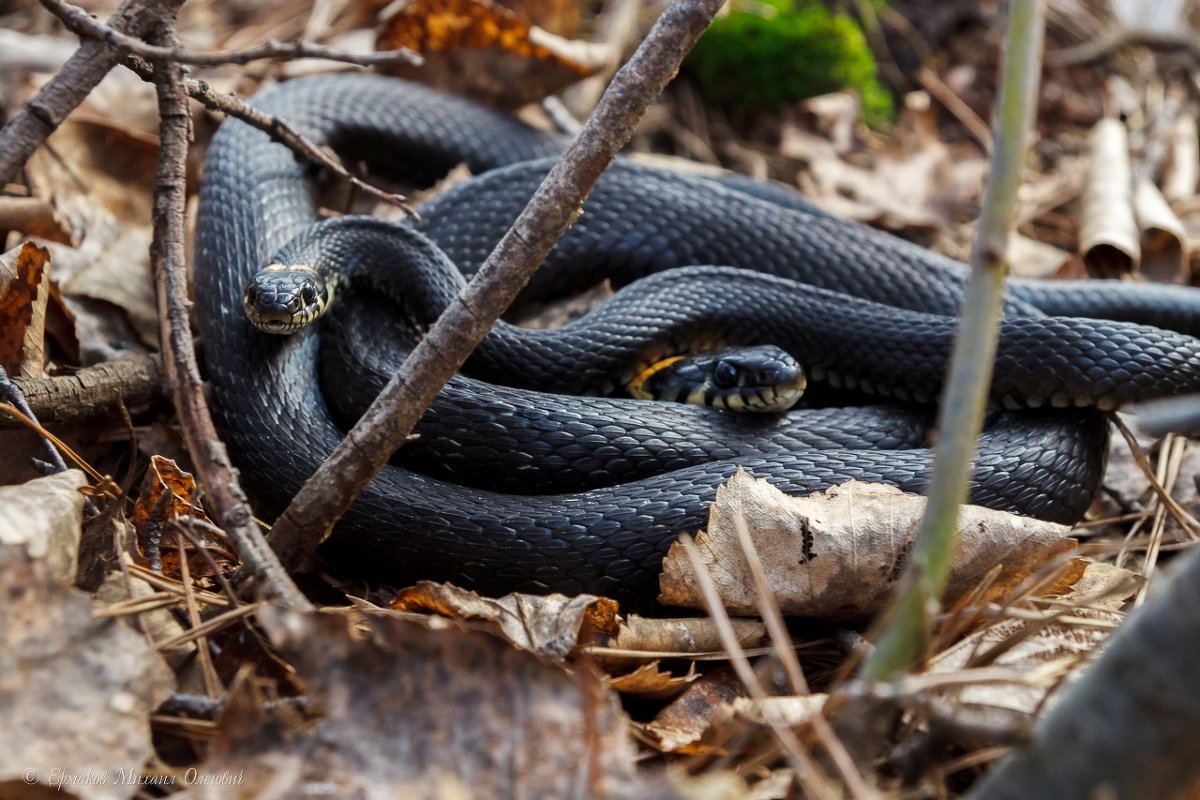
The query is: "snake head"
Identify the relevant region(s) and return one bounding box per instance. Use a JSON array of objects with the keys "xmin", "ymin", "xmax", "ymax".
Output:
[
  {"xmin": 628, "ymin": 345, "xmax": 807, "ymax": 413},
  {"xmin": 243, "ymin": 263, "xmax": 332, "ymax": 334}
]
